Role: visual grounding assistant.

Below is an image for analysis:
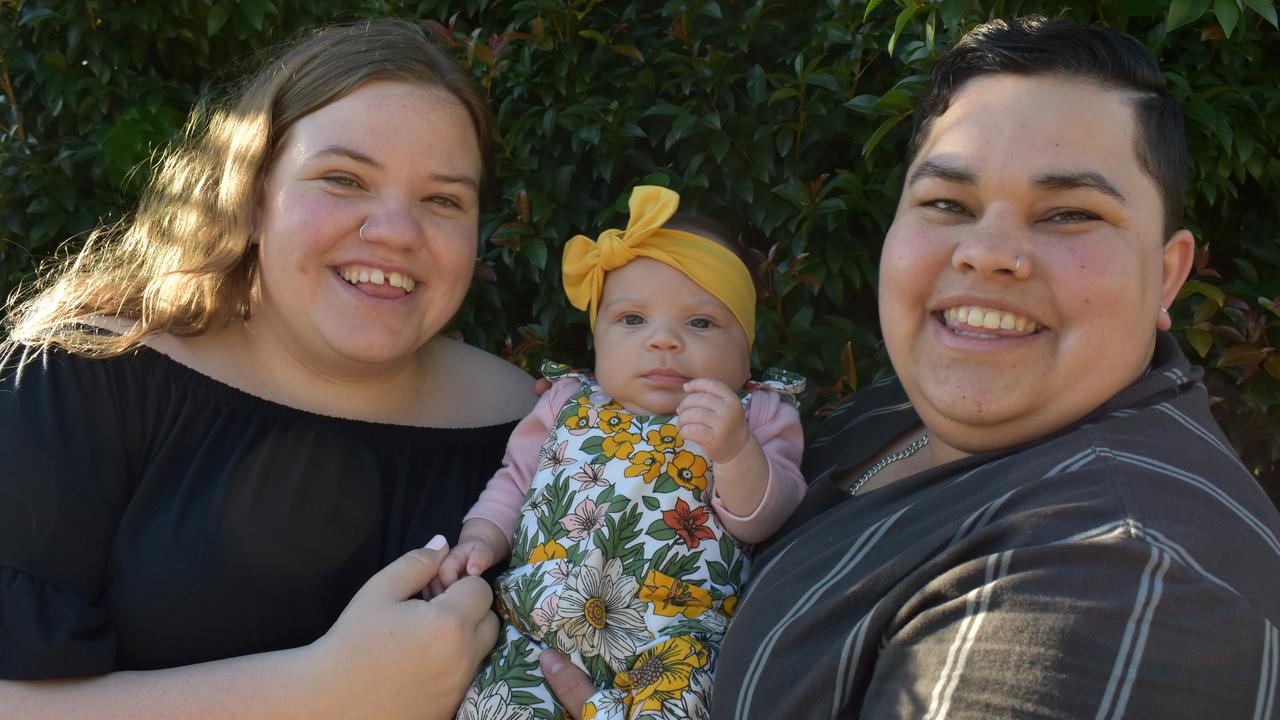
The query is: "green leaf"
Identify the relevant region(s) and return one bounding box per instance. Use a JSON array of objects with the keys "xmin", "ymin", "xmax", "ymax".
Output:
[
  {"xmin": 578, "ymin": 29, "xmax": 607, "ymax": 44},
  {"xmin": 642, "ymin": 495, "xmax": 660, "ymax": 511},
  {"xmin": 646, "ymin": 519, "xmax": 677, "ymax": 541},
  {"xmin": 1214, "ymin": 0, "xmax": 1240, "ymax": 36},
  {"xmin": 207, "ymin": 3, "xmax": 233, "ymax": 35},
  {"xmin": 863, "ymin": 0, "xmax": 888, "ymax": 22},
  {"xmin": 1186, "ymin": 328, "xmax": 1214, "ymax": 358},
  {"xmin": 769, "ymin": 87, "xmax": 799, "ymax": 104},
  {"xmin": 862, "ymin": 113, "xmax": 907, "ymax": 159},
  {"xmin": 1167, "ymin": 0, "xmax": 1211, "ymax": 30},
  {"xmin": 1178, "ymin": 279, "xmax": 1226, "ymax": 305},
  {"xmin": 610, "ymin": 44, "xmax": 644, "ymax": 62},
  {"xmin": 888, "ymin": 5, "xmax": 922, "ymax": 57},
  {"xmin": 1265, "ymin": 357, "xmax": 1280, "ymax": 381},
  {"xmin": 1243, "ymin": 0, "xmax": 1279, "ymax": 27}
]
